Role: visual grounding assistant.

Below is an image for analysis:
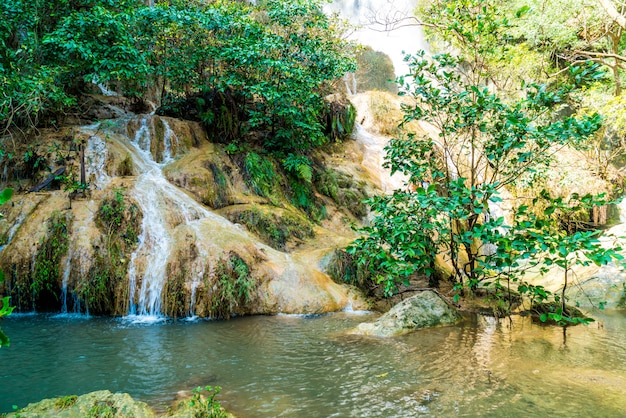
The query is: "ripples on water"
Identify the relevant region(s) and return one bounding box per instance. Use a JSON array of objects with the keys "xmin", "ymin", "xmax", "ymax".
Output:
[{"xmin": 1, "ymin": 312, "xmax": 626, "ymax": 417}]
